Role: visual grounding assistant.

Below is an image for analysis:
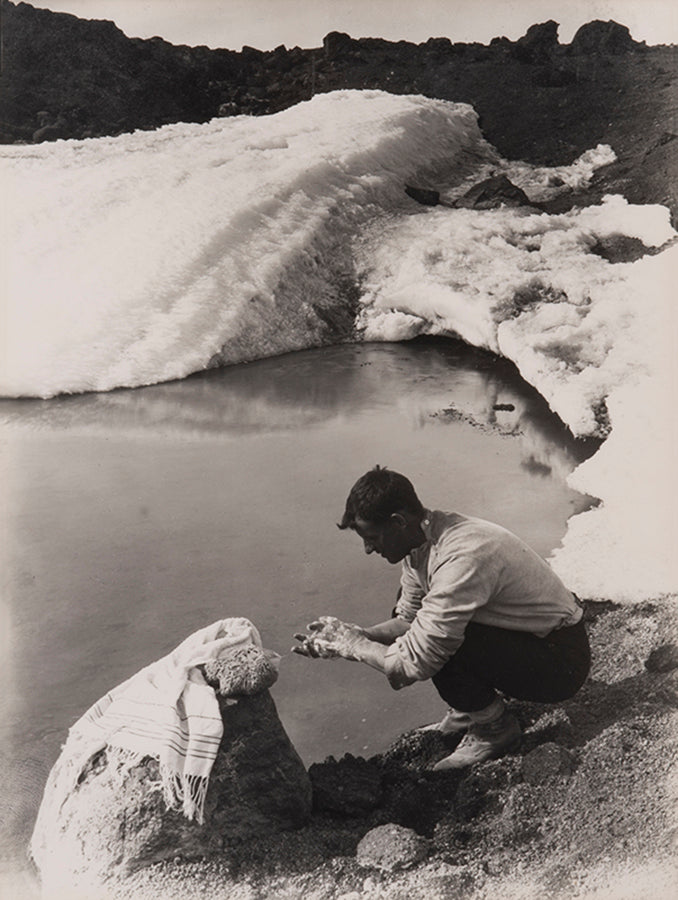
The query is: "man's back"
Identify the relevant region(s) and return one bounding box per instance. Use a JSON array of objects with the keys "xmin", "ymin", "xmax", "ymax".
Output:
[{"xmin": 388, "ymin": 510, "xmax": 582, "ymax": 684}]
